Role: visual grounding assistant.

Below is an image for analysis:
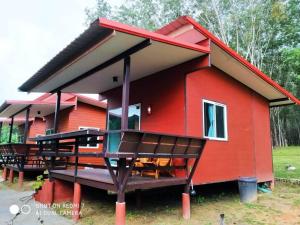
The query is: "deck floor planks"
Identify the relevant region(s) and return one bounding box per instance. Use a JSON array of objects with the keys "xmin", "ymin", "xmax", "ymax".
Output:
[{"xmin": 51, "ymin": 169, "xmax": 187, "ymax": 191}]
